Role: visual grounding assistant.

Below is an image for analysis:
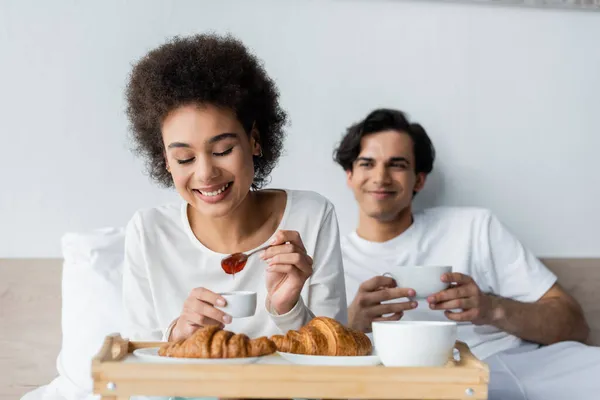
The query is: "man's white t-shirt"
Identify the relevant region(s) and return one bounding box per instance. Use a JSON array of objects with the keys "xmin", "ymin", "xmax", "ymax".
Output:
[
  {"xmin": 122, "ymin": 189, "xmax": 348, "ymax": 342},
  {"xmin": 342, "ymin": 206, "xmax": 557, "ymax": 361}
]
